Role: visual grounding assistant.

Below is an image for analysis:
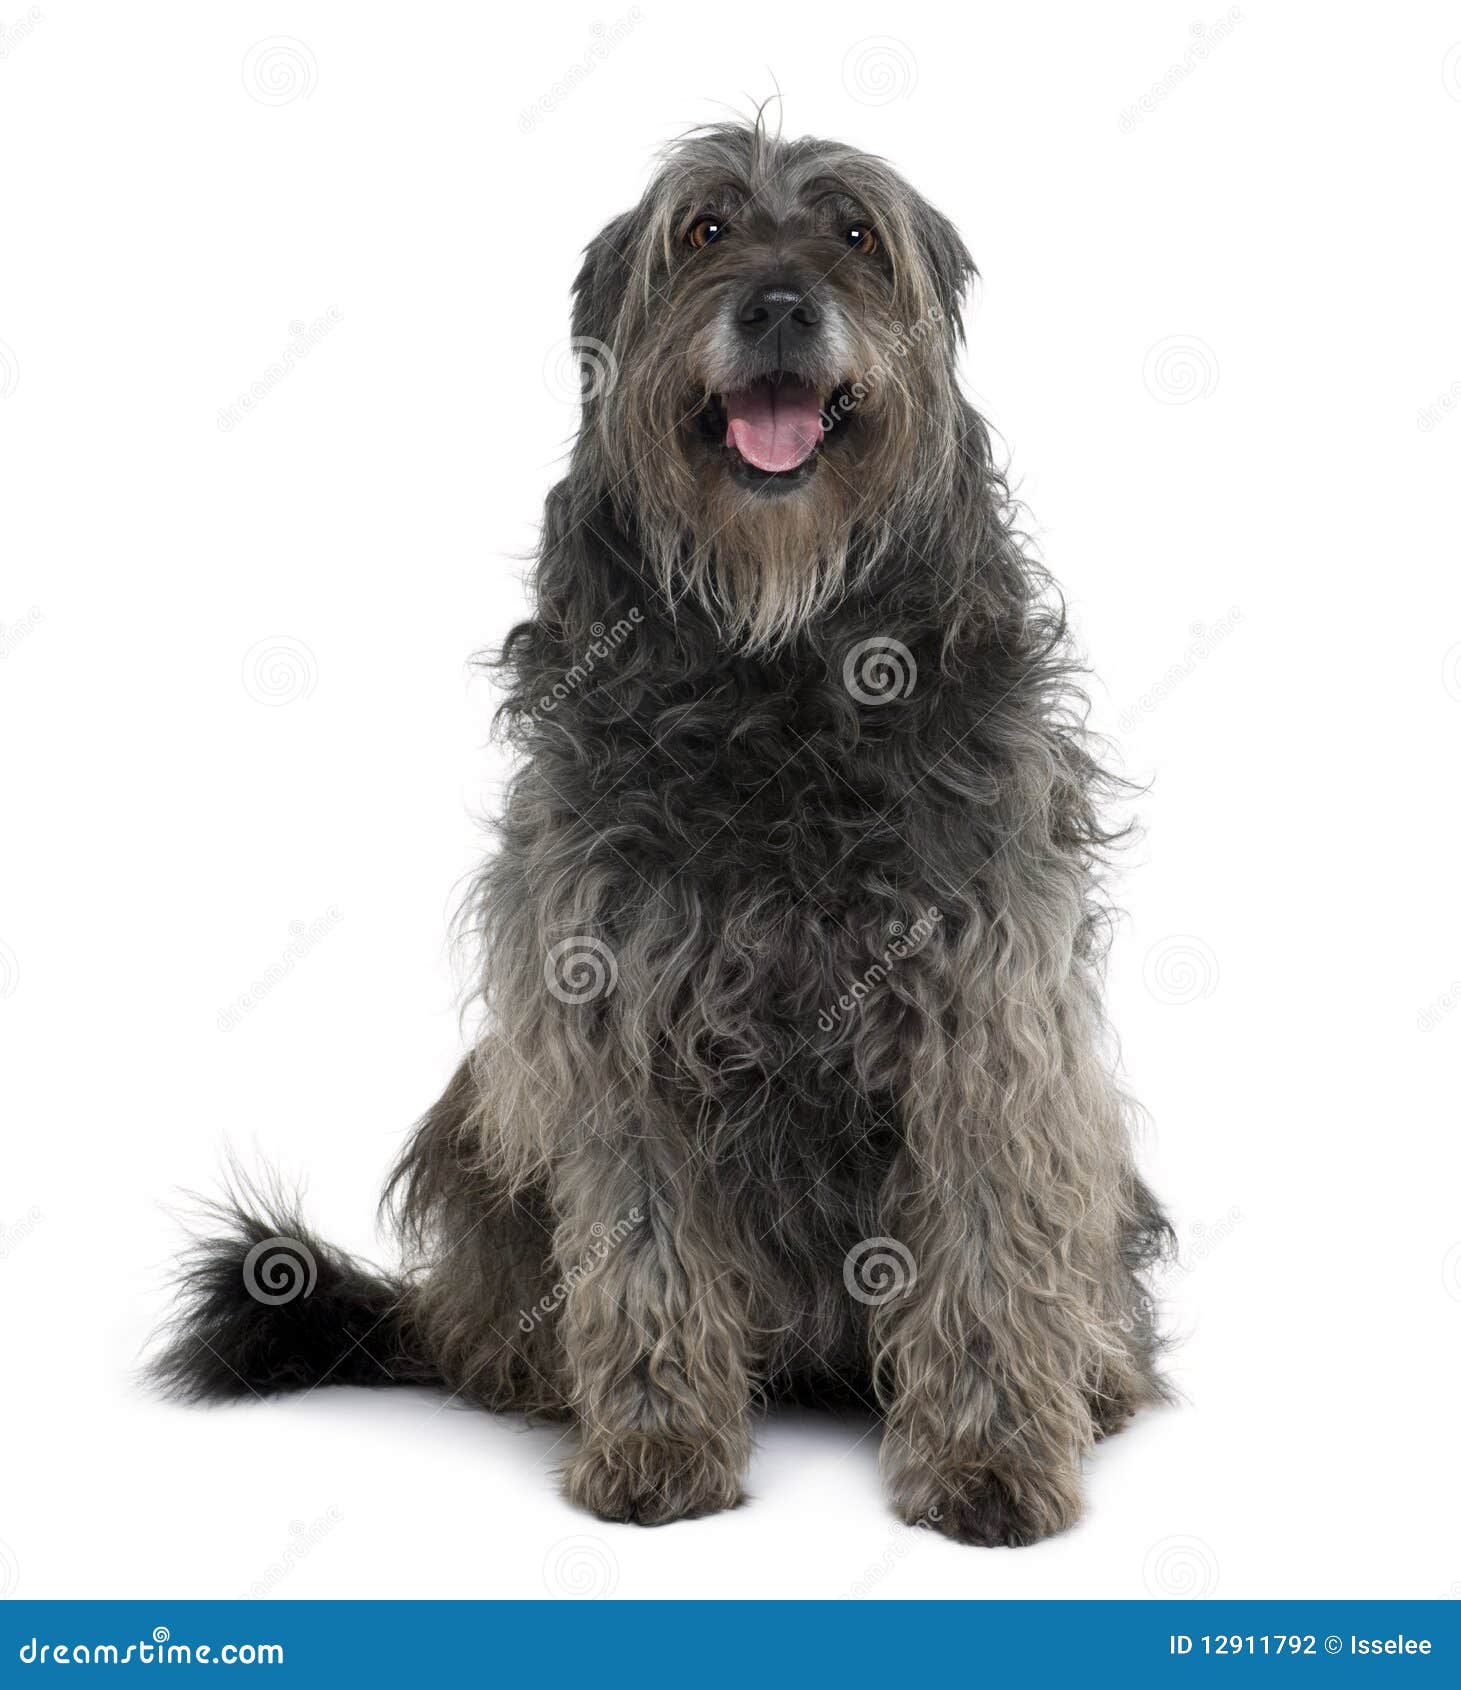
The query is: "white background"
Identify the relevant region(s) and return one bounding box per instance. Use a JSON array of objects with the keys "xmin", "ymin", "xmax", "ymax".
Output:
[{"xmin": 3, "ymin": 1, "xmax": 1459, "ymax": 1603}]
